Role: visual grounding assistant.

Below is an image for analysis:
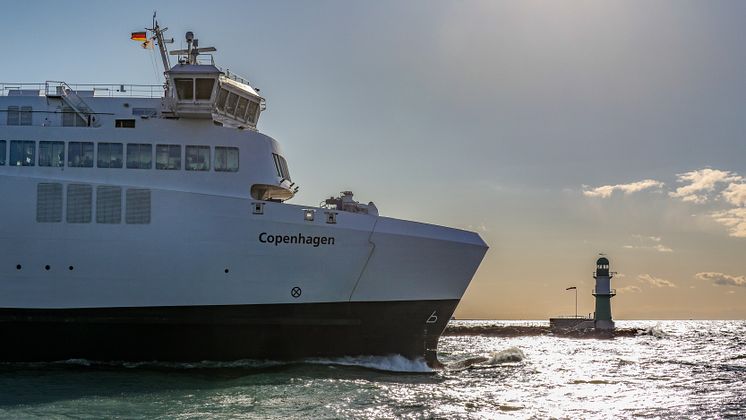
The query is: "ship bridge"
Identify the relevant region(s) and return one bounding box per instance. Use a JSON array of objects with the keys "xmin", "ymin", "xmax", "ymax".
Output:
[{"xmin": 163, "ymin": 31, "xmax": 265, "ymax": 130}]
